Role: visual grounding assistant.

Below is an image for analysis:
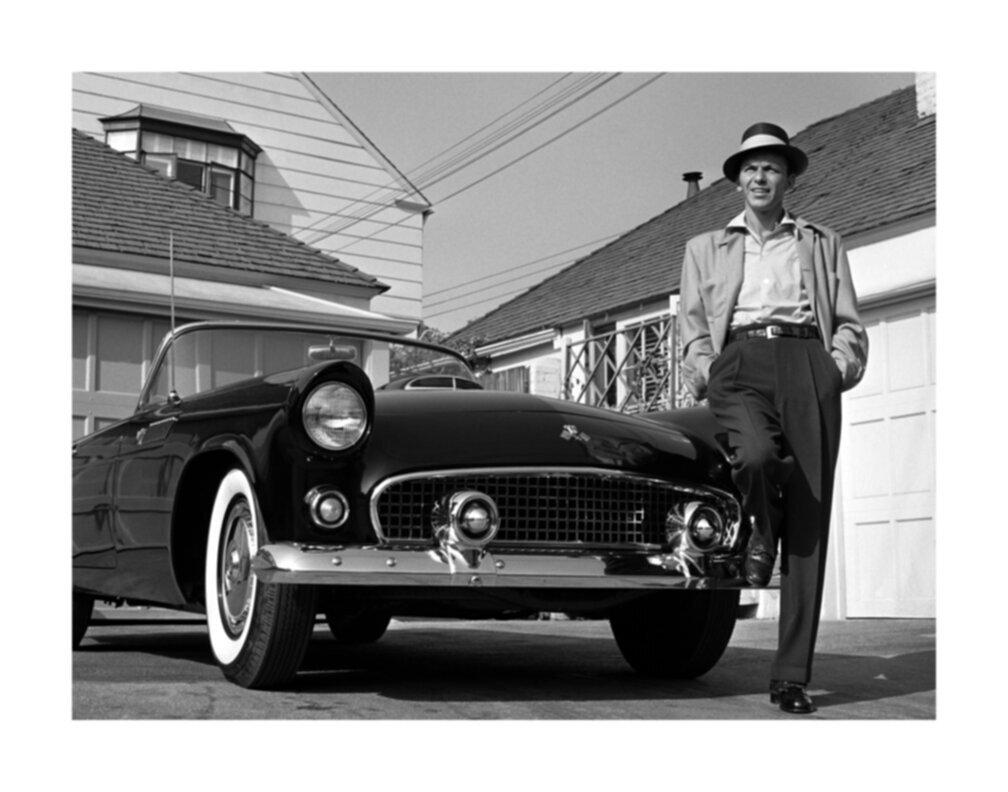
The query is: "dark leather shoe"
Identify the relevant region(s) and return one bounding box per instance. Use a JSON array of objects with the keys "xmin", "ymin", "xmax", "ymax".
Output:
[
  {"xmin": 744, "ymin": 546, "xmax": 775, "ymax": 587},
  {"xmin": 770, "ymin": 680, "xmax": 817, "ymax": 714}
]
